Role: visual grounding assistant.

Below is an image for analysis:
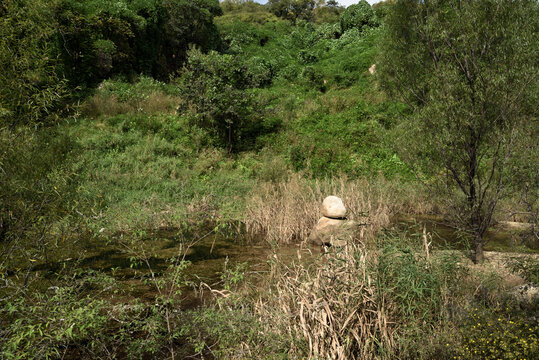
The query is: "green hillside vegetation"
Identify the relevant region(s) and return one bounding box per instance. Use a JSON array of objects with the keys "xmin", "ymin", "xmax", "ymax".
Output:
[{"xmin": 1, "ymin": 0, "xmax": 537, "ymax": 358}]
